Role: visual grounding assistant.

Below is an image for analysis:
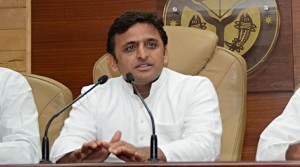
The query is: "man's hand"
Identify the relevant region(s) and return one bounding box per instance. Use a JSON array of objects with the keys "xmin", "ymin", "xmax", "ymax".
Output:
[
  {"xmin": 108, "ymin": 141, "xmax": 166, "ymax": 162},
  {"xmin": 71, "ymin": 140, "xmax": 110, "ymax": 163},
  {"xmin": 108, "ymin": 141, "xmax": 149, "ymax": 162},
  {"xmin": 57, "ymin": 131, "xmax": 121, "ymax": 163},
  {"xmin": 286, "ymin": 143, "xmax": 300, "ymax": 160}
]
